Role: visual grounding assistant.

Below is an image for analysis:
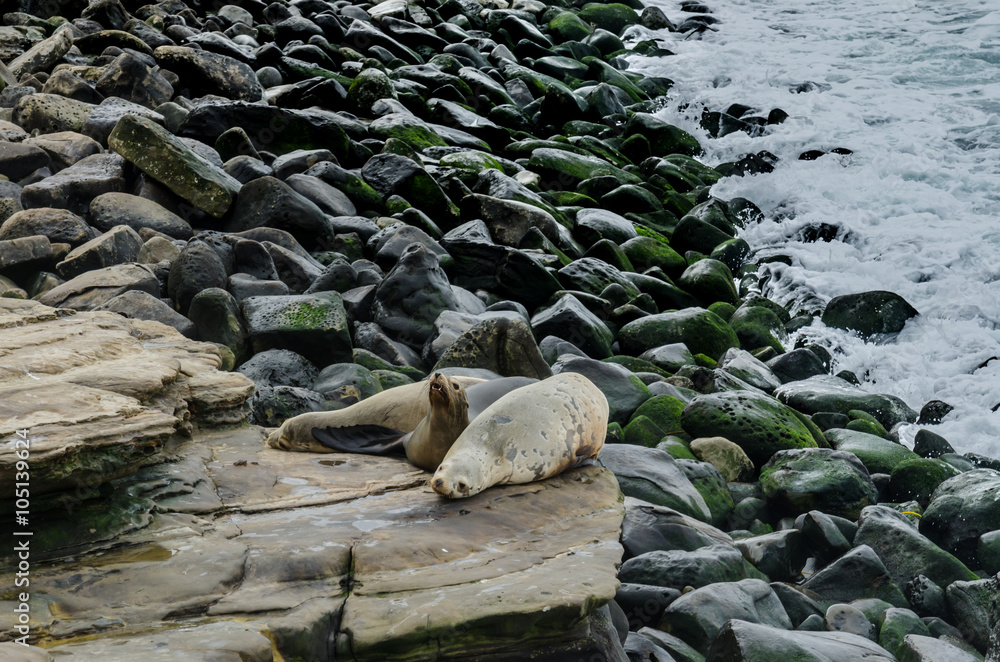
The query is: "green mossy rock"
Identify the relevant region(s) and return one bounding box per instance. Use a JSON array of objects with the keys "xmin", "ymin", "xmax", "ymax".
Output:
[
  {"xmin": 548, "ymin": 11, "xmax": 594, "ymax": 42},
  {"xmin": 620, "ymin": 236, "xmax": 687, "ymax": 276},
  {"xmin": 920, "ymin": 469, "xmax": 1000, "ymax": 564},
  {"xmin": 438, "ymin": 150, "xmax": 504, "ymax": 173},
  {"xmin": 372, "ymin": 369, "xmax": 415, "ymax": 390},
  {"xmin": 624, "ymin": 113, "xmax": 703, "ymax": 157},
  {"xmin": 774, "ymin": 375, "xmax": 918, "ymax": 429},
  {"xmin": 369, "ymin": 114, "xmax": 448, "ymax": 150},
  {"xmin": 656, "ymin": 436, "xmax": 698, "ymax": 460},
  {"xmin": 578, "ymin": 2, "xmax": 640, "ymax": 35},
  {"xmin": 108, "ymin": 114, "xmax": 241, "ymax": 218},
  {"xmin": 728, "ymin": 304, "xmax": 787, "ymax": 353},
  {"xmin": 347, "ymin": 67, "xmax": 397, "ymax": 114},
  {"xmin": 603, "ymin": 355, "xmax": 670, "ymax": 378},
  {"xmin": 682, "ymin": 390, "xmax": 818, "ymax": 468},
  {"xmin": 846, "ymin": 418, "xmax": 889, "ymax": 438},
  {"xmin": 619, "ymin": 307, "xmax": 739, "ymax": 360},
  {"xmin": 528, "ymin": 147, "xmax": 641, "ymax": 185},
  {"xmin": 825, "ymin": 428, "xmax": 921, "ymax": 474},
  {"xmin": 631, "ymin": 394, "xmax": 686, "ymax": 435},
  {"xmin": 351, "ymin": 348, "xmax": 426, "ymax": 382},
  {"xmin": 242, "ymin": 292, "xmax": 352, "ymax": 368},
  {"xmin": 759, "ymin": 448, "xmax": 879, "ymax": 520},
  {"xmin": 821, "ymin": 290, "xmax": 919, "ymax": 338},
  {"xmin": 889, "ymin": 458, "xmax": 961, "ymax": 508},
  {"xmin": 677, "ymin": 459, "xmax": 735, "ymax": 527},
  {"xmin": 710, "ymin": 237, "xmax": 751, "ymax": 271},
  {"xmin": 624, "ymin": 414, "xmax": 668, "ymax": 447},
  {"xmin": 676, "ymin": 258, "xmax": 738, "ymax": 307},
  {"xmin": 878, "ymin": 608, "xmax": 930, "ymax": 659},
  {"xmin": 707, "ymin": 301, "xmax": 737, "ymax": 322},
  {"xmin": 670, "ymin": 214, "xmax": 734, "ymax": 255},
  {"xmin": 313, "ymin": 362, "xmax": 383, "ymax": 400}
]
